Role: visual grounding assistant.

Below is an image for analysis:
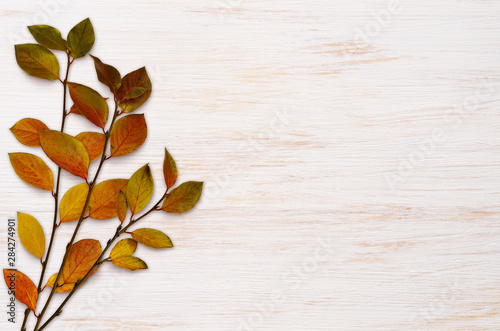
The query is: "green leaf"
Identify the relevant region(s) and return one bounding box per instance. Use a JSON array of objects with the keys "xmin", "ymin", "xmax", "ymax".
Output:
[
  {"xmin": 126, "ymin": 164, "xmax": 154, "ymax": 215},
  {"xmin": 27, "ymin": 25, "xmax": 66, "ymax": 51},
  {"xmin": 90, "ymin": 55, "xmax": 121, "ymax": 94},
  {"xmin": 117, "ymin": 67, "xmax": 152, "ymax": 113},
  {"xmin": 163, "ymin": 148, "xmax": 177, "ymax": 190},
  {"xmin": 161, "ymin": 181, "xmax": 203, "ymax": 213},
  {"xmin": 15, "ymin": 44, "xmax": 60, "ymax": 80},
  {"xmin": 67, "ymin": 18, "xmax": 94, "ymax": 58},
  {"xmin": 112, "ymin": 256, "xmax": 147, "ymax": 271},
  {"xmin": 17, "ymin": 212, "xmax": 45, "ymax": 259},
  {"xmin": 131, "ymin": 228, "xmax": 173, "ymax": 249}
]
